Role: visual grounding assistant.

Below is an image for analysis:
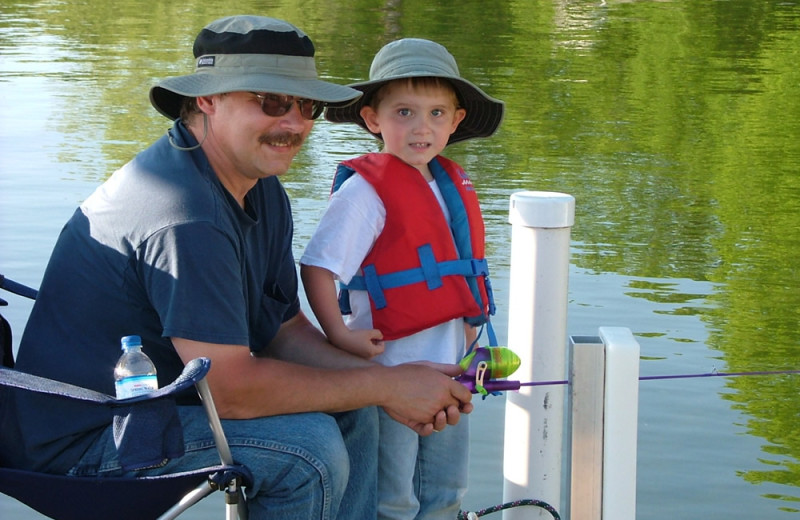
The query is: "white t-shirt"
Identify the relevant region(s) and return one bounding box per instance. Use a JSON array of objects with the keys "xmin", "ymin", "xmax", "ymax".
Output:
[{"xmin": 301, "ymin": 173, "xmax": 465, "ymax": 366}]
